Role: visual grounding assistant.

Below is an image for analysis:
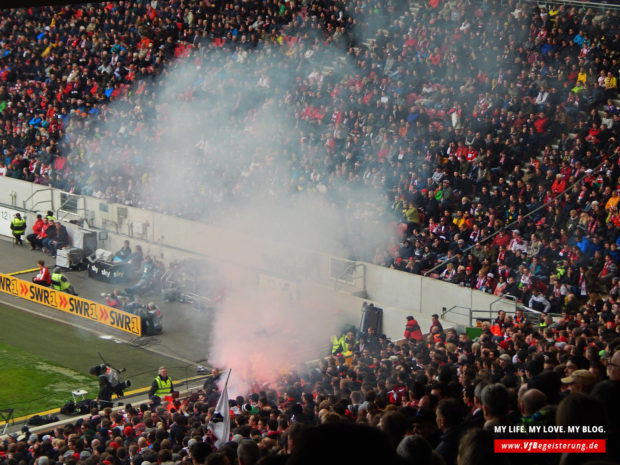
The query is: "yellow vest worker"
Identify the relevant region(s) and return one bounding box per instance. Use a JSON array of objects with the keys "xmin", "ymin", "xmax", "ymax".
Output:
[
  {"xmin": 149, "ymin": 366, "xmax": 174, "ymax": 404},
  {"xmin": 50, "ymin": 267, "xmax": 78, "ymax": 295},
  {"xmin": 10, "ymin": 213, "xmax": 26, "ymax": 245}
]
